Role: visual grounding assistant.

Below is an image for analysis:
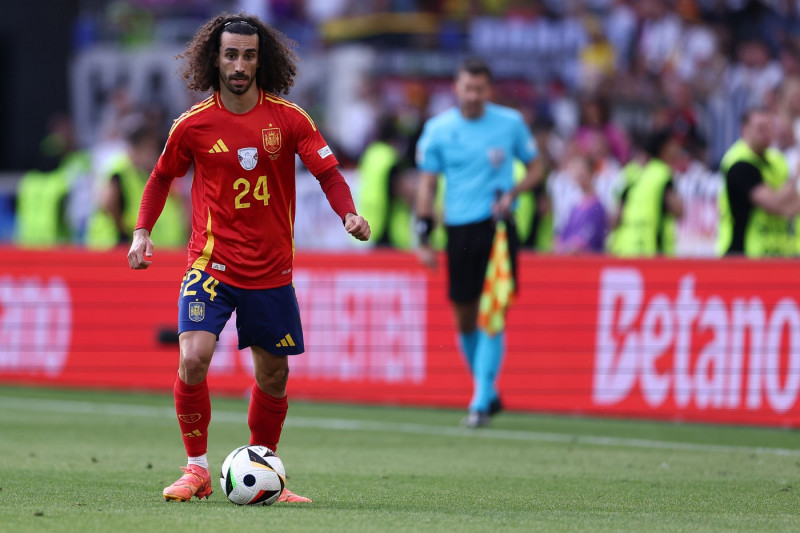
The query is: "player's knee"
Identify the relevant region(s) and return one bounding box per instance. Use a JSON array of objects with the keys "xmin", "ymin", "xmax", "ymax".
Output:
[
  {"xmin": 255, "ymin": 366, "xmax": 289, "ymax": 396},
  {"xmin": 180, "ymin": 352, "xmax": 211, "ymax": 383}
]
